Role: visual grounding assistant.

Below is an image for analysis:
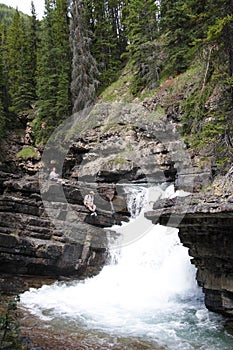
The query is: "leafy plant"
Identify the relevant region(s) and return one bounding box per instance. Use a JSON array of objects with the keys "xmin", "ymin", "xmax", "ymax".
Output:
[
  {"xmin": 17, "ymin": 146, "xmax": 38, "ymax": 160},
  {"xmin": 0, "ymin": 294, "xmax": 22, "ymax": 349}
]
